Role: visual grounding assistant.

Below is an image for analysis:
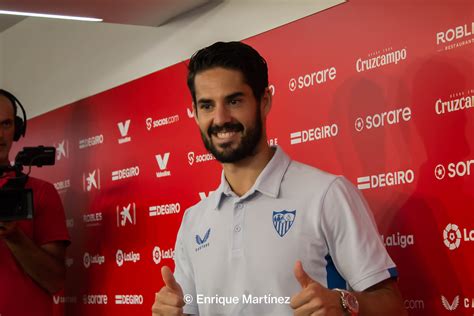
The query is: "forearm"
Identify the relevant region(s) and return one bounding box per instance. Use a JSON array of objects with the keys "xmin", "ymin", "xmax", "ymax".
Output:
[
  {"xmin": 353, "ymin": 280, "xmax": 407, "ymax": 316},
  {"xmin": 3, "ymin": 230, "xmax": 66, "ymax": 294}
]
